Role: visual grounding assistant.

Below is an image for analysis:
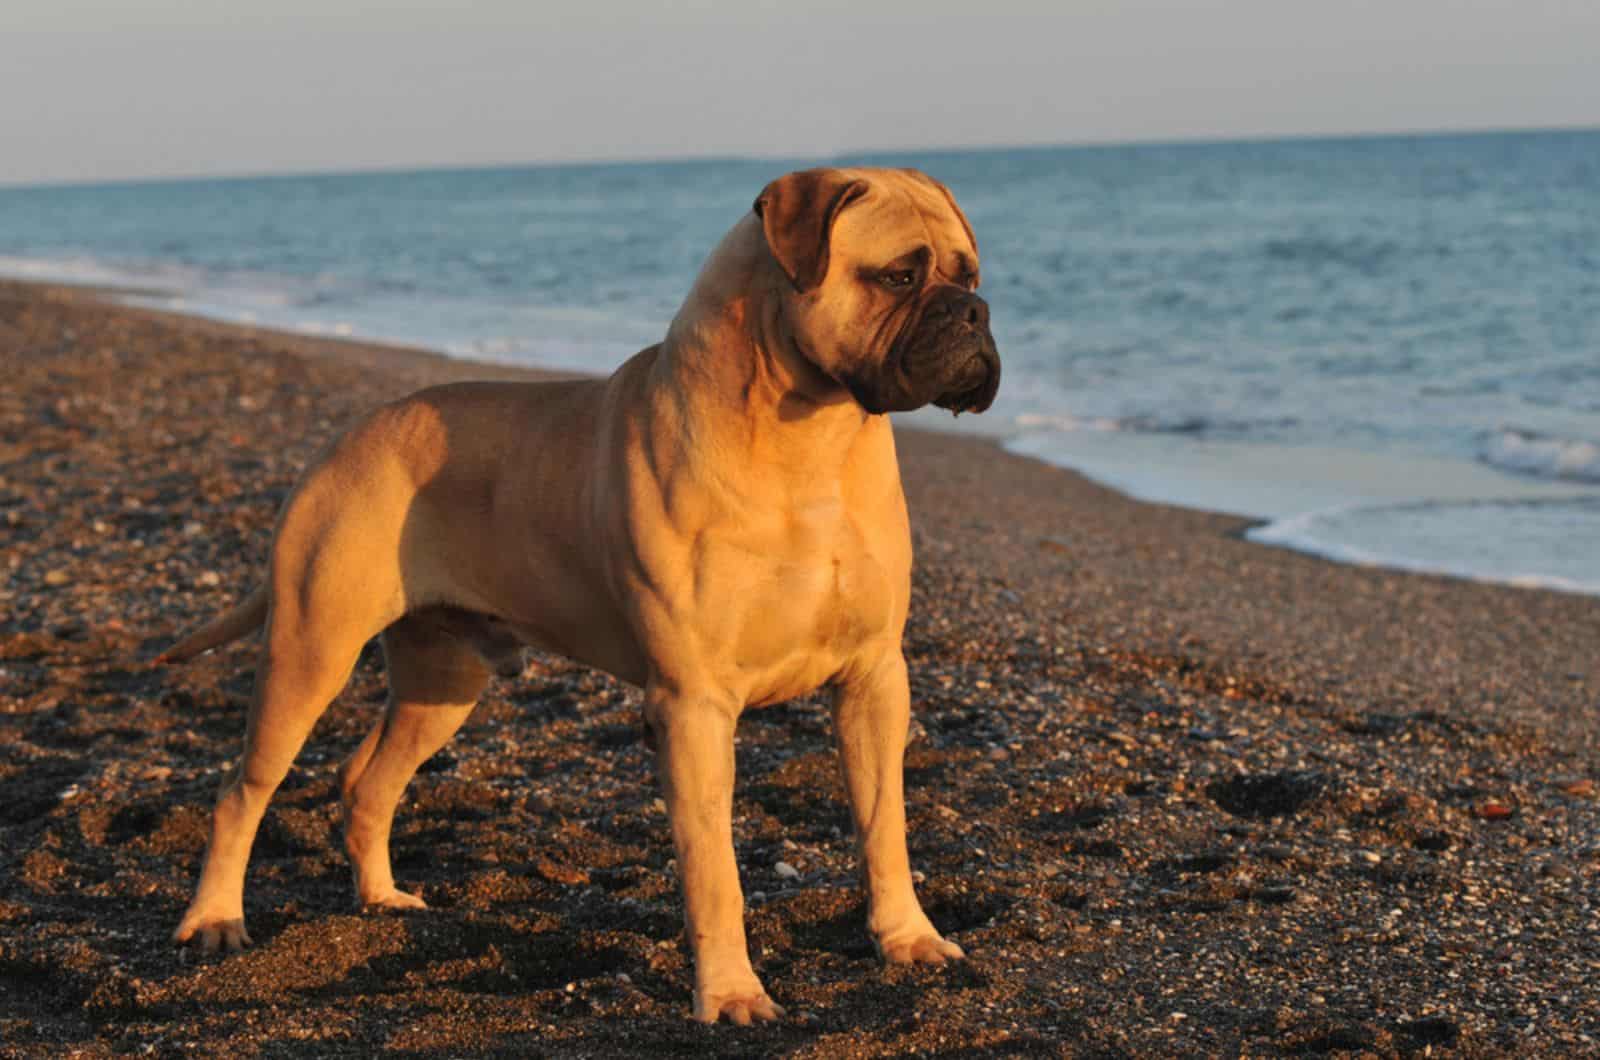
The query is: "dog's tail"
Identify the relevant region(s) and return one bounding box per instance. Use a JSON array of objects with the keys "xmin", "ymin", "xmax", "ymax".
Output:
[{"xmin": 153, "ymin": 585, "xmax": 269, "ymax": 665}]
